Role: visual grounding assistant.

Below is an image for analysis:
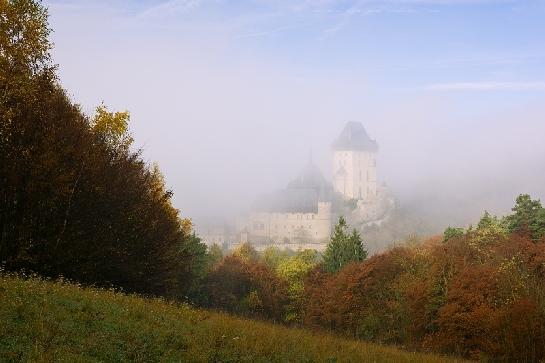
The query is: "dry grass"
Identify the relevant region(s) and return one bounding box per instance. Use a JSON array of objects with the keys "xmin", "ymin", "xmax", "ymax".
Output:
[{"xmin": 0, "ymin": 273, "xmax": 467, "ymax": 362}]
